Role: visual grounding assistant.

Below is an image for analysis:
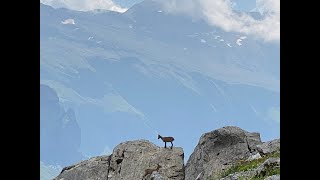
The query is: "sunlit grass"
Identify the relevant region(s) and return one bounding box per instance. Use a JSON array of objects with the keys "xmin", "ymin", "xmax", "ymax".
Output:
[{"xmin": 207, "ymin": 151, "xmax": 280, "ymax": 180}]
